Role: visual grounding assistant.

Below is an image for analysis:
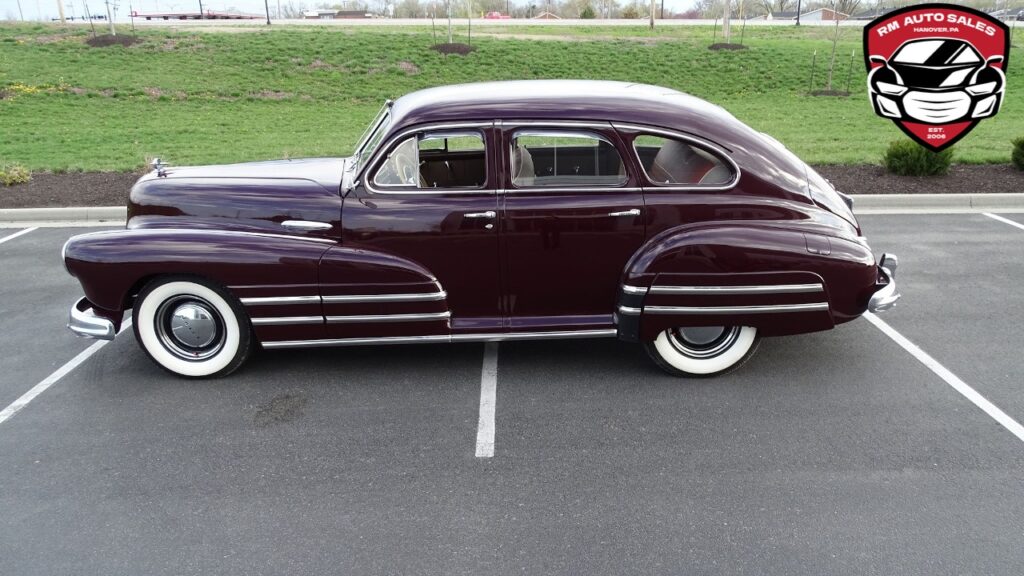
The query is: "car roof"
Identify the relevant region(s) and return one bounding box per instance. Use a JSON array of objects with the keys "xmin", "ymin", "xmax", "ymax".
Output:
[{"xmin": 386, "ymin": 80, "xmax": 745, "ymax": 141}]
